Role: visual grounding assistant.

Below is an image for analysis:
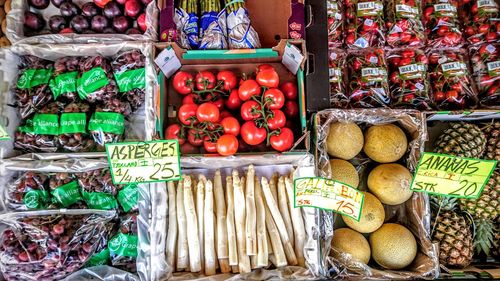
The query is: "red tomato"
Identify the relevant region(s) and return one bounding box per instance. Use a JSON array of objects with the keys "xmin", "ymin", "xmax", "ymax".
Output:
[
  {"xmin": 263, "ymin": 88, "xmax": 285, "ymax": 109},
  {"xmin": 220, "ymin": 116, "xmax": 240, "ymax": 136},
  {"xmin": 270, "ymin": 128, "xmax": 294, "ymax": 152},
  {"xmin": 437, "ymin": 26, "xmax": 449, "ymax": 37},
  {"xmin": 451, "ymin": 83, "xmax": 462, "ymax": 92},
  {"xmin": 486, "ymin": 32, "xmax": 497, "ymax": 41},
  {"xmin": 187, "ymin": 129, "xmax": 203, "ymax": 146},
  {"xmin": 280, "ymin": 81, "xmax": 298, "ymax": 100},
  {"xmin": 225, "ymin": 89, "xmax": 243, "ymax": 110},
  {"xmin": 416, "ymin": 54, "xmax": 428, "ymax": 64},
  {"xmin": 203, "ymin": 136, "xmax": 217, "ymax": 153},
  {"xmin": 195, "ymin": 71, "xmax": 216, "ymax": 90},
  {"xmin": 256, "ymin": 69, "xmax": 280, "ymax": 88},
  {"xmin": 172, "ymin": 71, "xmax": 194, "ymax": 95},
  {"xmin": 283, "ymin": 100, "xmax": 299, "ymax": 118},
  {"xmin": 178, "ymin": 104, "xmax": 198, "ymax": 125},
  {"xmin": 464, "ymin": 26, "xmax": 475, "ymax": 37},
  {"xmin": 196, "ymin": 103, "xmax": 220, "ymax": 123},
  {"xmin": 257, "ymin": 64, "xmax": 274, "ymax": 73},
  {"xmin": 216, "ymin": 134, "xmax": 239, "ymax": 156},
  {"xmin": 434, "ymin": 91, "xmax": 445, "ymax": 102},
  {"xmin": 219, "ymin": 110, "xmax": 233, "ymax": 119},
  {"xmin": 446, "ymin": 90, "xmax": 459, "ymax": 101},
  {"xmin": 401, "ymin": 49, "xmax": 415, "ymax": 58},
  {"xmin": 239, "ymin": 79, "xmax": 261, "ymax": 101},
  {"xmin": 165, "ymin": 124, "xmax": 185, "ymax": 145},
  {"xmin": 182, "ymin": 94, "xmax": 196, "ymax": 105},
  {"xmin": 240, "ymin": 121, "xmax": 267, "ymax": 146},
  {"xmin": 399, "ymin": 57, "xmax": 412, "ymax": 66},
  {"xmin": 240, "ymin": 100, "xmax": 262, "ymax": 121},
  {"xmin": 180, "ymin": 142, "xmax": 199, "ymax": 154},
  {"xmin": 267, "ymin": 109, "xmax": 286, "ymax": 130},
  {"xmin": 211, "ymin": 98, "xmax": 224, "ymax": 111},
  {"xmin": 478, "ymin": 24, "xmax": 490, "ymax": 34},
  {"xmin": 217, "ymin": 70, "xmax": 238, "ymax": 91}
]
